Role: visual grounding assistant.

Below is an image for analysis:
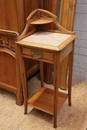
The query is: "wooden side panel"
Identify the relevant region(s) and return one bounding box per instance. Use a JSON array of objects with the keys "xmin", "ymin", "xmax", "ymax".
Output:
[
  {"xmin": 0, "ymin": 0, "xmax": 24, "ymax": 34},
  {"xmin": 16, "ymin": 0, "xmax": 25, "ymax": 33},
  {"xmin": 59, "ymin": 0, "xmax": 76, "ymax": 31},
  {"xmin": 44, "ymin": 0, "xmax": 58, "ymax": 14},
  {"xmin": 59, "ymin": 0, "xmax": 70, "ymax": 29},
  {"xmin": 0, "ymin": 51, "xmax": 16, "ymax": 91},
  {"xmin": 23, "ymin": 0, "xmax": 41, "ymax": 20},
  {"xmin": 59, "ymin": 0, "xmax": 77, "ymax": 89}
]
